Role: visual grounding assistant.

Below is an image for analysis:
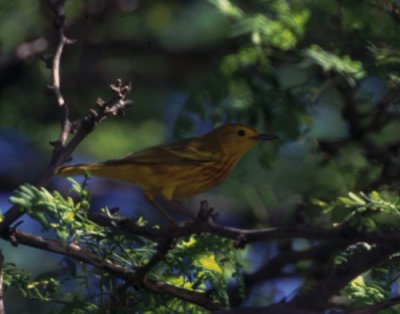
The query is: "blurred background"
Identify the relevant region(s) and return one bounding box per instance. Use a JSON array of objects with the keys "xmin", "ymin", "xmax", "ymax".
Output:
[{"xmin": 1, "ymin": 0, "xmax": 400, "ymax": 312}]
